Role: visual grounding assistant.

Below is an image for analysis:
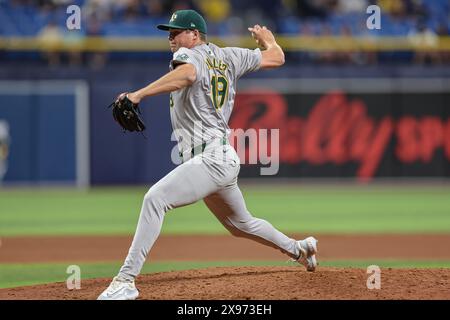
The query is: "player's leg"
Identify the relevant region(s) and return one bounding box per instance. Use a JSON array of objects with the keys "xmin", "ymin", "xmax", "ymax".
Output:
[
  {"xmin": 117, "ymin": 159, "xmax": 220, "ymax": 281},
  {"xmin": 204, "ymin": 183, "xmax": 318, "ymax": 271},
  {"xmin": 98, "ymin": 144, "xmax": 242, "ymax": 299},
  {"xmin": 203, "ymin": 183, "xmax": 300, "ymax": 259}
]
